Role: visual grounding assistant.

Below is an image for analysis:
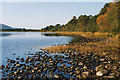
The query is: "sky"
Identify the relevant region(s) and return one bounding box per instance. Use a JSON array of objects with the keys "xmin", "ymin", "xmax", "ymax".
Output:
[
  {"xmin": 2, "ymin": 0, "xmax": 113, "ymax": 2},
  {"xmin": 1, "ymin": 0, "xmax": 113, "ymax": 29}
]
